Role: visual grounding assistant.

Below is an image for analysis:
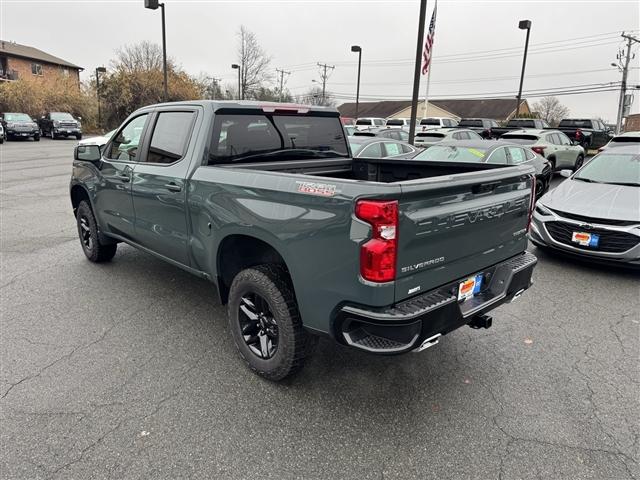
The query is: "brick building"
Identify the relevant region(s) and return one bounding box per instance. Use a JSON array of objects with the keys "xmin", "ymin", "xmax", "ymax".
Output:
[{"xmin": 0, "ymin": 40, "xmax": 82, "ymax": 88}]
